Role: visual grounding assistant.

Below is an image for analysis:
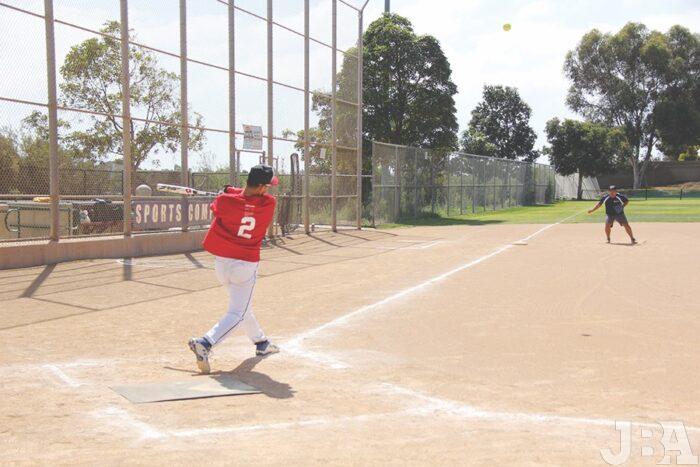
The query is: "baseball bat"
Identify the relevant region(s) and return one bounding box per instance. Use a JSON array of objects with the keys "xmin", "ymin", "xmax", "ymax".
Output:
[{"xmin": 156, "ymin": 183, "xmax": 219, "ymax": 197}]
